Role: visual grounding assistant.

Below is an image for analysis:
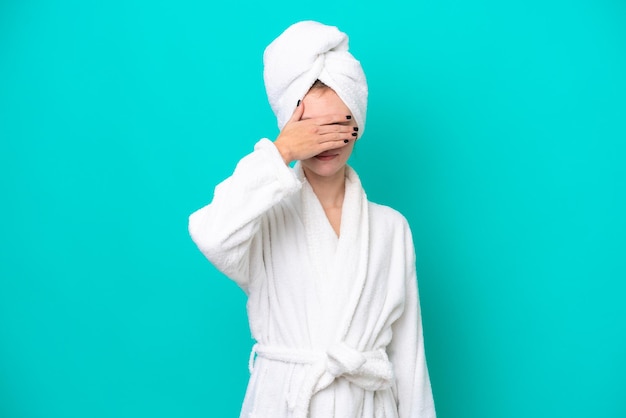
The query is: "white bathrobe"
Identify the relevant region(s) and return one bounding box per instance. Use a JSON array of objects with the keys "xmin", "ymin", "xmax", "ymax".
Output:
[{"xmin": 188, "ymin": 139, "xmax": 436, "ymax": 418}]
